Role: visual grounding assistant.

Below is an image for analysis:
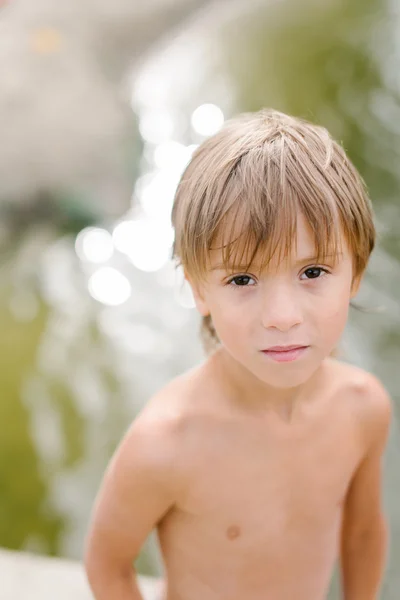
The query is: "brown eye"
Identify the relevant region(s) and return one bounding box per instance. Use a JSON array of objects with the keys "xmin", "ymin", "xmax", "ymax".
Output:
[
  {"xmin": 228, "ymin": 275, "xmax": 255, "ymax": 286},
  {"xmin": 301, "ymin": 267, "xmax": 327, "ymax": 280}
]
